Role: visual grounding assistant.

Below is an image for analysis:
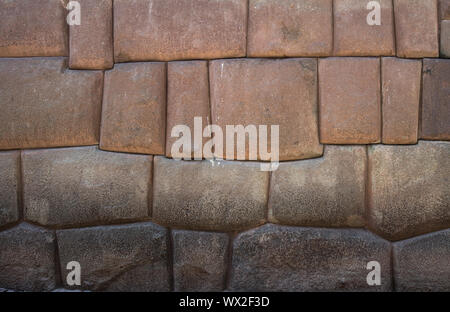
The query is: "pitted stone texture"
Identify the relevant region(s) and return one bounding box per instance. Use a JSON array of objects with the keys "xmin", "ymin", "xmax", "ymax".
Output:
[
  {"xmin": 421, "ymin": 59, "xmax": 450, "ymax": 140},
  {"xmin": 100, "ymin": 62, "xmax": 166, "ymax": 155},
  {"xmin": 319, "ymin": 57, "xmax": 381, "ymax": 144},
  {"xmin": 114, "ymin": 0, "xmax": 247, "ymax": 62},
  {"xmin": 0, "ymin": 152, "xmax": 19, "ymax": 227},
  {"xmin": 0, "ymin": 223, "xmax": 56, "ymax": 291},
  {"xmin": 57, "ymin": 222, "xmax": 169, "ymax": 291},
  {"xmin": 368, "ymin": 142, "xmax": 450, "ymax": 241},
  {"xmin": 173, "ymin": 230, "xmax": 228, "ymax": 291},
  {"xmin": 441, "ymin": 21, "xmax": 450, "ymax": 57},
  {"xmin": 0, "ymin": 0, "xmax": 68, "ymax": 57},
  {"xmin": 0, "ymin": 58, "xmax": 103, "ymax": 150},
  {"xmin": 393, "ymin": 229, "xmax": 450, "ymax": 292},
  {"xmin": 440, "ymin": 0, "xmax": 450, "ymax": 20},
  {"xmin": 69, "ymin": 0, "xmax": 113, "ymax": 69},
  {"xmin": 230, "ymin": 225, "xmax": 392, "ymax": 291},
  {"xmin": 269, "ymin": 145, "xmax": 366, "ymax": 227},
  {"xmin": 153, "ymin": 157, "xmax": 268, "ymax": 231},
  {"xmin": 247, "ymin": 0, "xmax": 332, "ymax": 57},
  {"xmin": 394, "ymin": 0, "xmax": 439, "ymax": 58},
  {"xmin": 382, "ymin": 58, "xmax": 421, "ymax": 144},
  {"xmin": 23, "ymin": 146, "xmax": 152, "ymax": 227},
  {"xmin": 210, "ymin": 58, "xmax": 322, "ymax": 161},
  {"xmin": 334, "ymin": 0, "xmax": 395, "ymax": 56},
  {"xmin": 166, "ymin": 61, "xmax": 211, "ymax": 159}
]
